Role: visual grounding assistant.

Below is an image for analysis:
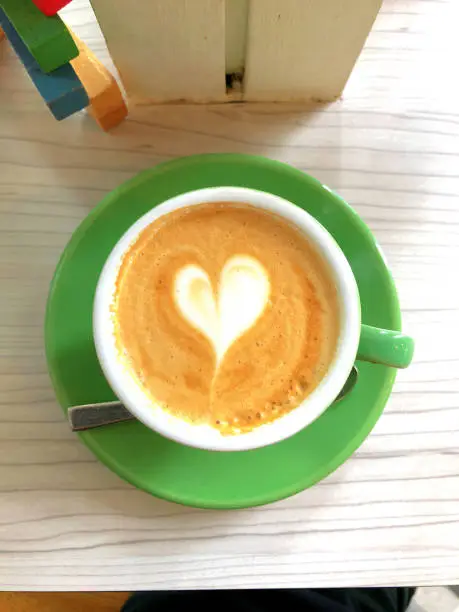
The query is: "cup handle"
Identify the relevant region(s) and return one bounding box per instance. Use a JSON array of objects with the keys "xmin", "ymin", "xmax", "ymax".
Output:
[{"xmin": 357, "ymin": 324, "xmax": 414, "ymax": 369}]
